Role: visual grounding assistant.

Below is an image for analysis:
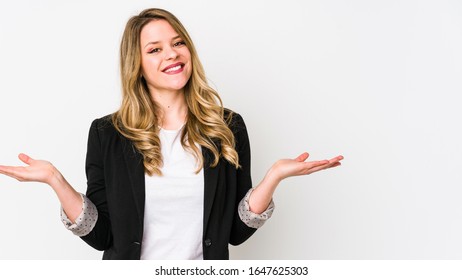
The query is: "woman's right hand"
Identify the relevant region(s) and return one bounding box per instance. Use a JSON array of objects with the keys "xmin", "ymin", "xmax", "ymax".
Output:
[
  {"xmin": 1, "ymin": 153, "xmax": 84, "ymax": 222},
  {"xmin": 0, "ymin": 153, "xmax": 61, "ymax": 185}
]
